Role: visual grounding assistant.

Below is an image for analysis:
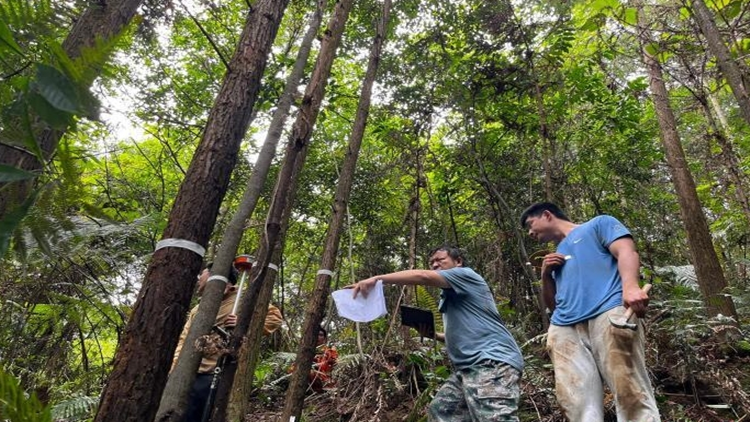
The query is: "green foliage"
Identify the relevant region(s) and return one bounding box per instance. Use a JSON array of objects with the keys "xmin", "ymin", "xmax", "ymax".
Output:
[
  {"xmin": 0, "ymin": 368, "xmax": 51, "ymax": 422},
  {"xmin": 50, "ymin": 396, "xmax": 98, "ymax": 422}
]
